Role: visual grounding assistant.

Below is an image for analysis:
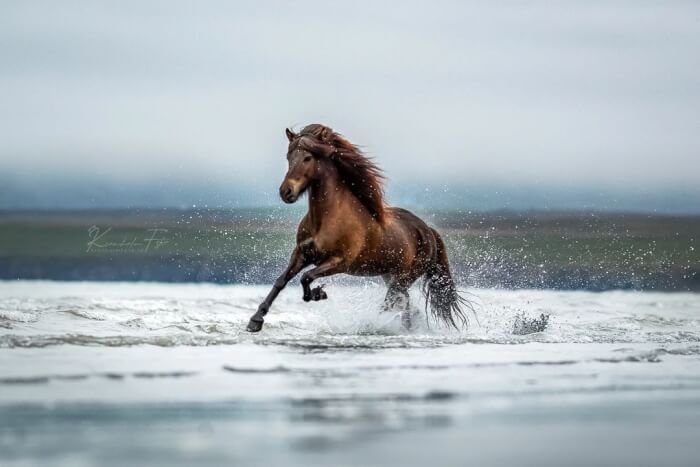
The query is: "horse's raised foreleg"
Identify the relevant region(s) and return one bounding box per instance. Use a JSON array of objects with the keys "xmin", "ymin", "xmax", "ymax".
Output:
[
  {"xmin": 300, "ymin": 256, "xmax": 344, "ymax": 302},
  {"xmin": 247, "ymin": 247, "xmax": 308, "ymax": 332}
]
